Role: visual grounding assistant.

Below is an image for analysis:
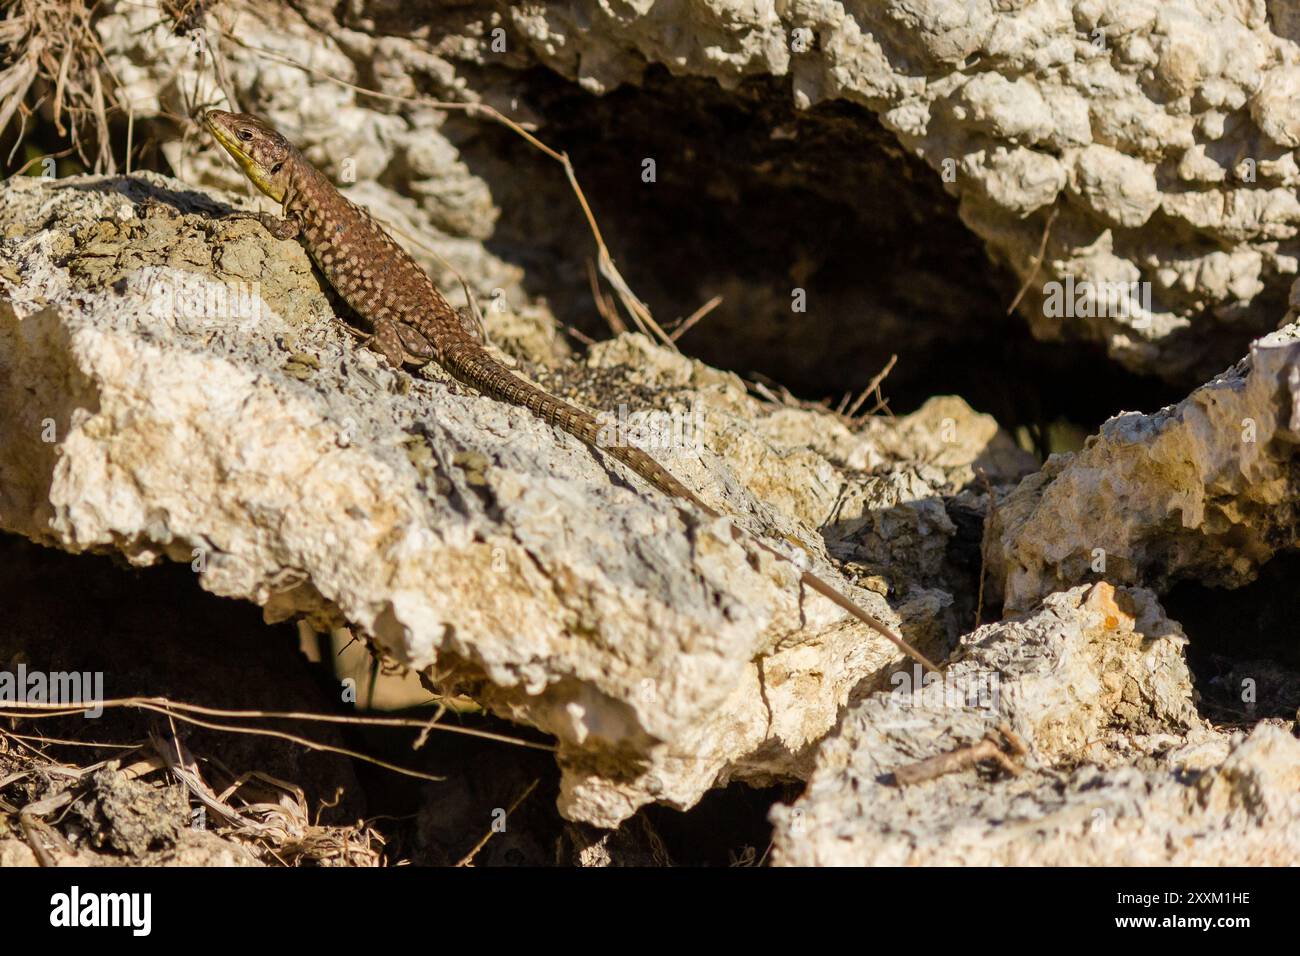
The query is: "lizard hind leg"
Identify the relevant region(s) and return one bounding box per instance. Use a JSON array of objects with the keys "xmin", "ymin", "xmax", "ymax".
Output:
[
  {"xmin": 396, "ymin": 322, "xmax": 438, "ymax": 363},
  {"xmin": 355, "ymin": 320, "xmax": 432, "ymax": 368},
  {"xmin": 369, "ymin": 319, "xmax": 410, "ymax": 368}
]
